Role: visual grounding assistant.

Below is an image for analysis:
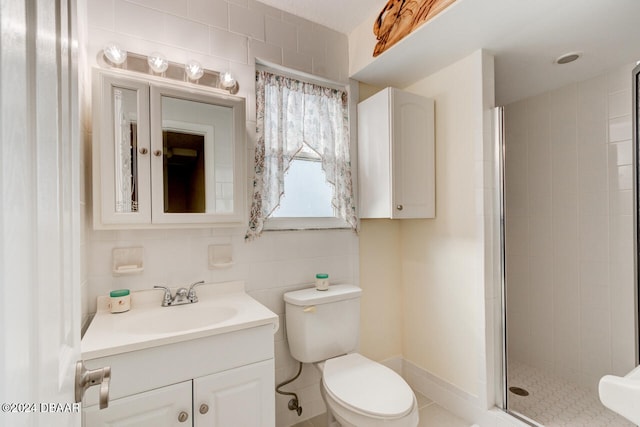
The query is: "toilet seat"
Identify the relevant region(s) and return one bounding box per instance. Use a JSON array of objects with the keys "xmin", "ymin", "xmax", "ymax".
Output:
[{"xmin": 322, "ymin": 353, "xmax": 415, "ymax": 419}]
